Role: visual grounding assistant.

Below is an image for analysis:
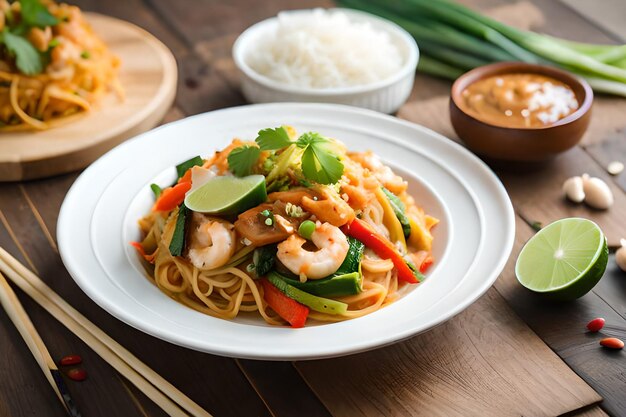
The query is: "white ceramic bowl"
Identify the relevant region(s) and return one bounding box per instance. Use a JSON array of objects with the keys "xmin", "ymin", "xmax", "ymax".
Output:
[{"xmin": 232, "ymin": 9, "xmax": 419, "ymax": 114}]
